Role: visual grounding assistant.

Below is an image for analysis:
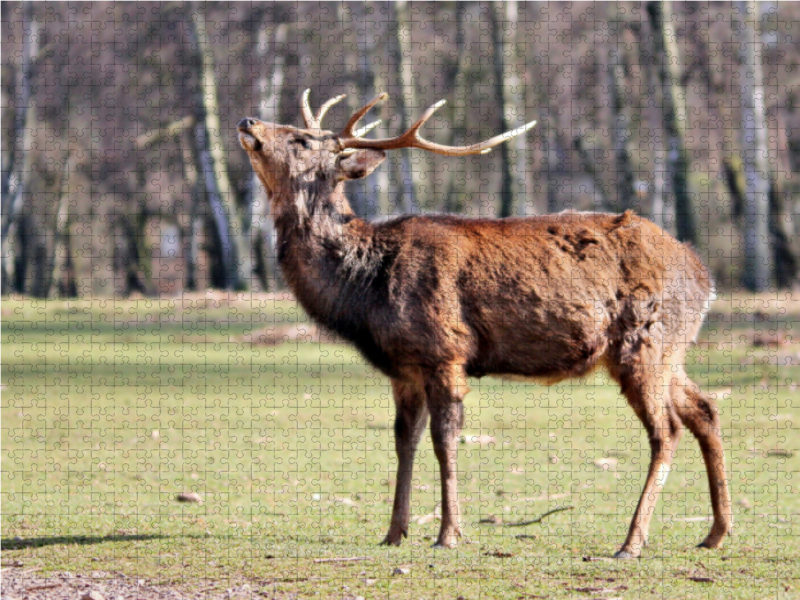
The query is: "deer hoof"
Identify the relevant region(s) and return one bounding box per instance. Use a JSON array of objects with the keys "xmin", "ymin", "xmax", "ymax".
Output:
[
  {"xmin": 432, "ymin": 530, "xmax": 461, "ymax": 549},
  {"xmin": 697, "ymin": 526, "xmax": 729, "ymax": 549},
  {"xmin": 380, "ymin": 531, "xmax": 406, "ymax": 547}
]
